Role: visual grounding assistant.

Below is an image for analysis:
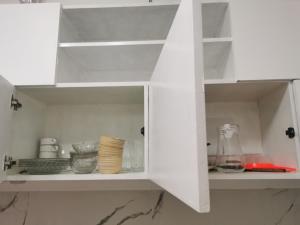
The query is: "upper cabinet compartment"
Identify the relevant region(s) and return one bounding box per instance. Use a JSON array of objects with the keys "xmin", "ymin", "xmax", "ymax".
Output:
[
  {"xmin": 0, "ymin": 3, "xmax": 60, "ymax": 86},
  {"xmin": 202, "ymin": 1, "xmax": 231, "ymax": 39},
  {"xmin": 201, "ymin": 1, "xmax": 234, "ymax": 83},
  {"xmin": 60, "ymin": 4, "xmax": 178, "ymax": 42},
  {"xmin": 57, "ymin": 3, "xmax": 178, "ymax": 83},
  {"xmin": 230, "ymin": 0, "xmax": 300, "ymax": 80}
]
